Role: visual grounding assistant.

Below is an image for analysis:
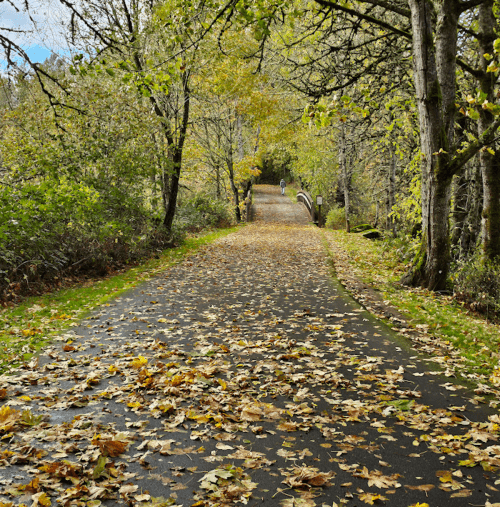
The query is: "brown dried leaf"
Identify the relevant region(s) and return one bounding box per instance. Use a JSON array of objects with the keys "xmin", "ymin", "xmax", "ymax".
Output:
[
  {"xmin": 95, "ymin": 440, "xmax": 128, "ymax": 457},
  {"xmin": 405, "ymin": 484, "xmax": 435, "ymax": 492}
]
